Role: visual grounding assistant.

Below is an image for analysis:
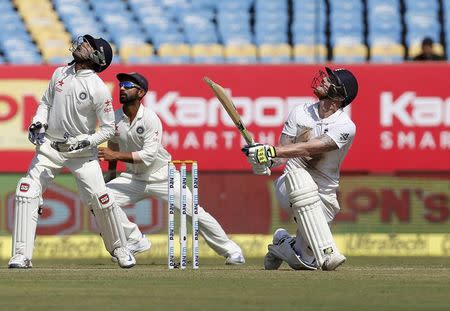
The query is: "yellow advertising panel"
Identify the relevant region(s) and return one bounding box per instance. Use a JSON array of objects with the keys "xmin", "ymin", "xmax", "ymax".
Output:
[{"xmin": 1, "ymin": 234, "xmax": 450, "ymax": 259}]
